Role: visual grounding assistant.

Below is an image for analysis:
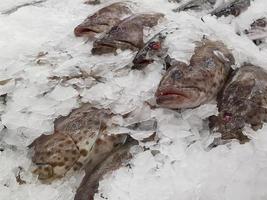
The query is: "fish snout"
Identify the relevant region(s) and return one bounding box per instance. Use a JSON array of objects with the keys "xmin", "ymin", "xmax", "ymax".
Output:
[{"xmin": 74, "ymin": 25, "xmax": 100, "ymax": 37}]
